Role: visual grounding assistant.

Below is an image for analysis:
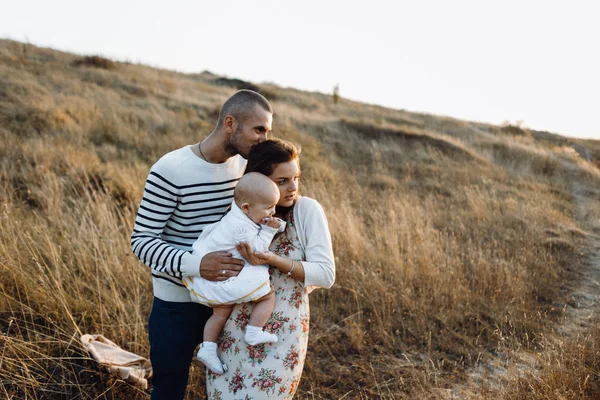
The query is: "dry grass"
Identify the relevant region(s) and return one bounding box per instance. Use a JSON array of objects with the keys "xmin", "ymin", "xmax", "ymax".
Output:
[
  {"xmin": 1, "ymin": 39, "xmax": 600, "ymax": 399},
  {"xmin": 502, "ymin": 329, "xmax": 600, "ymax": 399}
]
